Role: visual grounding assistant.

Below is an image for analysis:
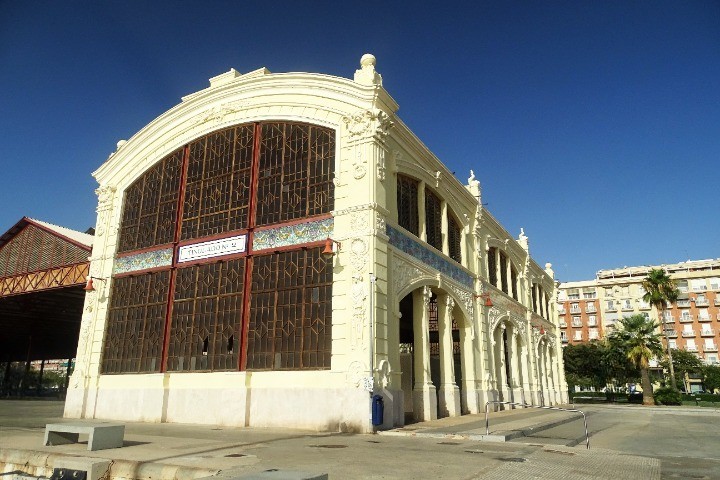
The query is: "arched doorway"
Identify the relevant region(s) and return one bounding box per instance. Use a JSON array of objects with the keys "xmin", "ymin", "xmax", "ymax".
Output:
[
  {"xmin": 396, "ymin": 285, "xmax": 467, "ymax": 423},
  {"xmin": 492, "ymin": 319, "xmax": 527, "ymax": 408}
]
